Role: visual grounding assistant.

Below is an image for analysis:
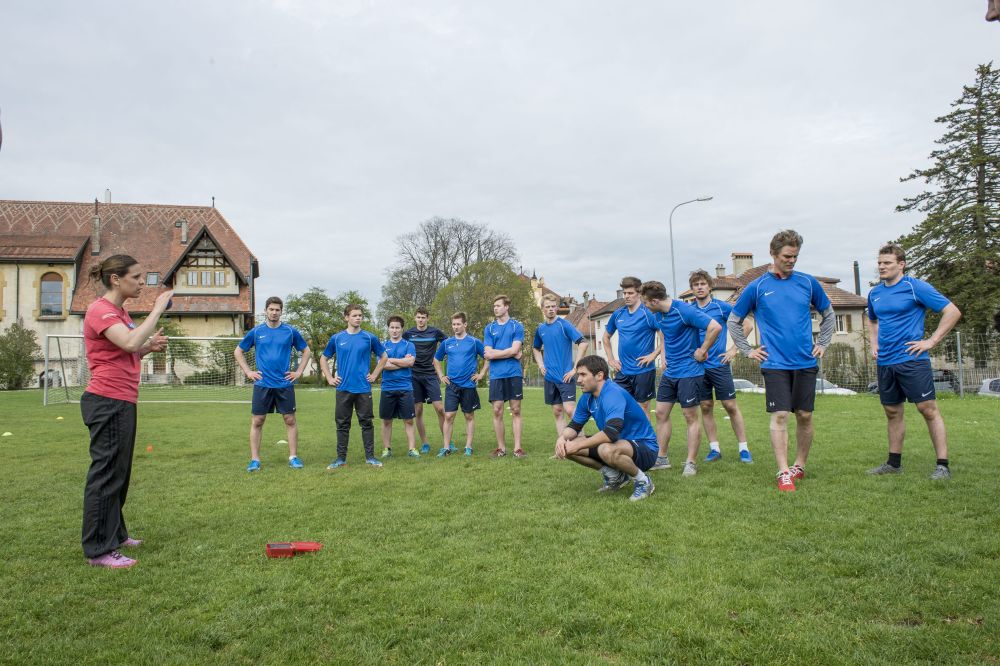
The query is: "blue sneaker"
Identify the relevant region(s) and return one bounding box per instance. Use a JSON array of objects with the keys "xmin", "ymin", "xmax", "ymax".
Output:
[
  {"xmin": 420, "ymin": 443, "xmax": 430, "ymax": 454},
  {"xmin": 365, "ymin": 457, "xmax": 384, "ymax": 467},
  {"xmin": 448, "ymin": 443, "xmax": 458, "ymax": 453},
  {"xmin": 327, "ymin": 459, "xmax": 347, "ymax": 469},
  {"xmin": 464, "ymin": 446, "xmax": 473, "ymax": 457},
  {"xmin": 629, "ymin": 477, "xmax": 655, "ymax": 502},
  {"xmin": 288, "ymin": 456, "xmax": 304, "ymax": 469},
  {"xmin": 407, "ymin": 449, "xmax": 421, "ymax": 458},
  {"xmin": 705, "ymin": 449, "xmax": 722, "ymax": 462},
  {"xmin": 739, "ymin": 449, "xmax": 753, "ymax": 464},
  {"xmin": 437, "ymin": 447, "xmax": 451, "ymax": 458},
  {"xmin": 246, "ymin": 459, "xmax": 261, "ymax": 472}
]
